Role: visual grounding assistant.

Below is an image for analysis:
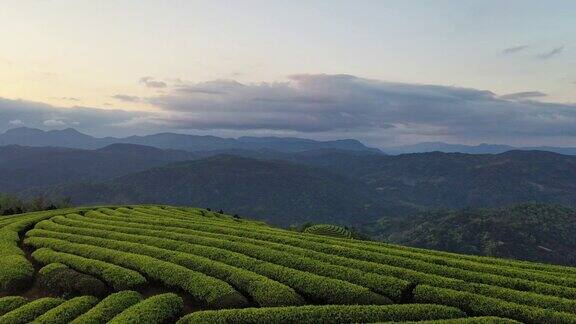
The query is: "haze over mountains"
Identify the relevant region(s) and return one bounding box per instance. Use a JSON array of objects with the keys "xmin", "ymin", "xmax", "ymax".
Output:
[
  {"xmin": 384, "ymin": 141, "xmax": 576, "ymax": 155},
  {"xmin": 27, "ymin": 155, "xmax": 380, "ymax": 226},
  {"xmin": 0, "ymin": 144, "xmax": 196, "ymax": 192},
  {"xmin": 5, "ymin": 127, "xmax": 576, "ymax": 156},
  {"xmin": 0, "ymin": 127, "xmax": 378, "ymax": 153},
  {"xmin": 4, "ymin": 127, "xmax": 576, "ymax": 264},
  {"xmin": 4, "ymin": 142, "xmax": 576, "ymax": 226}
]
